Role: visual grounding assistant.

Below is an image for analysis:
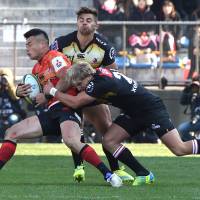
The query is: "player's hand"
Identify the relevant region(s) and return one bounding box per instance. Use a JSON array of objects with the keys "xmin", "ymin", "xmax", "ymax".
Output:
[
  {"xmin": 43, "ymin": 81, "xmax": 54, "ymax": 95},
  {"xmin": 16, "ymin": 83, "xmax": 32, "ymax": 97},
  {"xmin": 35, "ymin": 93, "xmax": 47, "ymax": 107}
]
